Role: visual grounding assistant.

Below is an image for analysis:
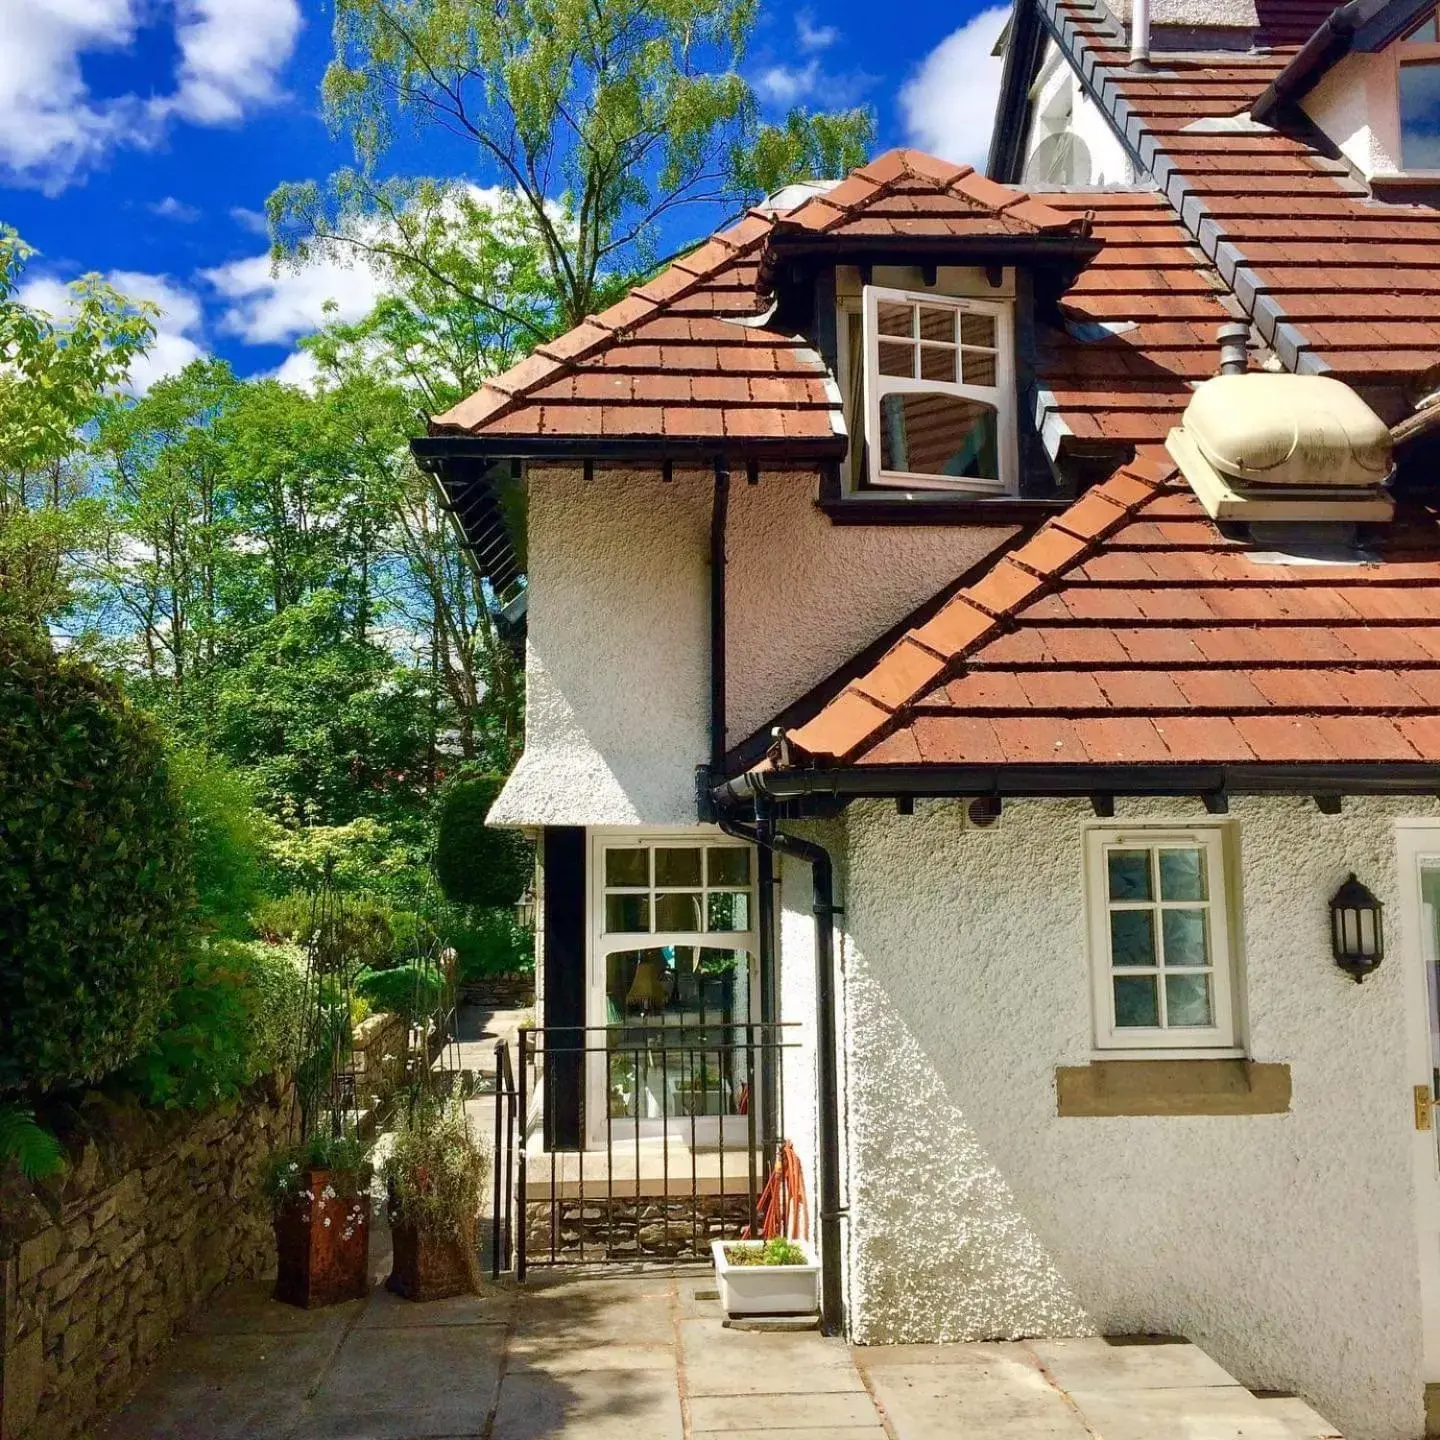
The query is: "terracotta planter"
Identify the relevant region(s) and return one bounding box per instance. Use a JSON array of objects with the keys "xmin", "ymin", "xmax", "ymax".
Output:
[
  {"xmin": 273, "ymin": 1167, "xmax": 371, "ymax": 1308},
  {"xmin": 386, "ymin": 1213, "xmax": 478, "ymax": 1302}
]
